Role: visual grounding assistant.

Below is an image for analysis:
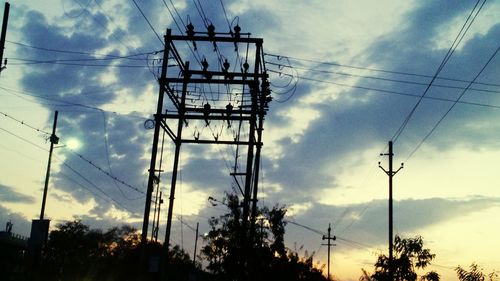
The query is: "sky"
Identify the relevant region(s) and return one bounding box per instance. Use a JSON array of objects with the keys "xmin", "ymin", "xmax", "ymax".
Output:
[{"xmin": 0, "ymin": 0, "xmax": 499, "ymax": 280}]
